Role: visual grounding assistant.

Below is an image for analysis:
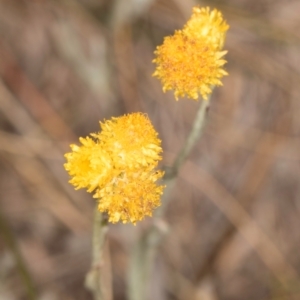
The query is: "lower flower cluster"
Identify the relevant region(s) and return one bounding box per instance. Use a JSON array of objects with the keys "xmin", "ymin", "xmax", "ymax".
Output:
[{"xmin": 64, "ymin": 113, "xmax": 165, "ymax": 224}]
